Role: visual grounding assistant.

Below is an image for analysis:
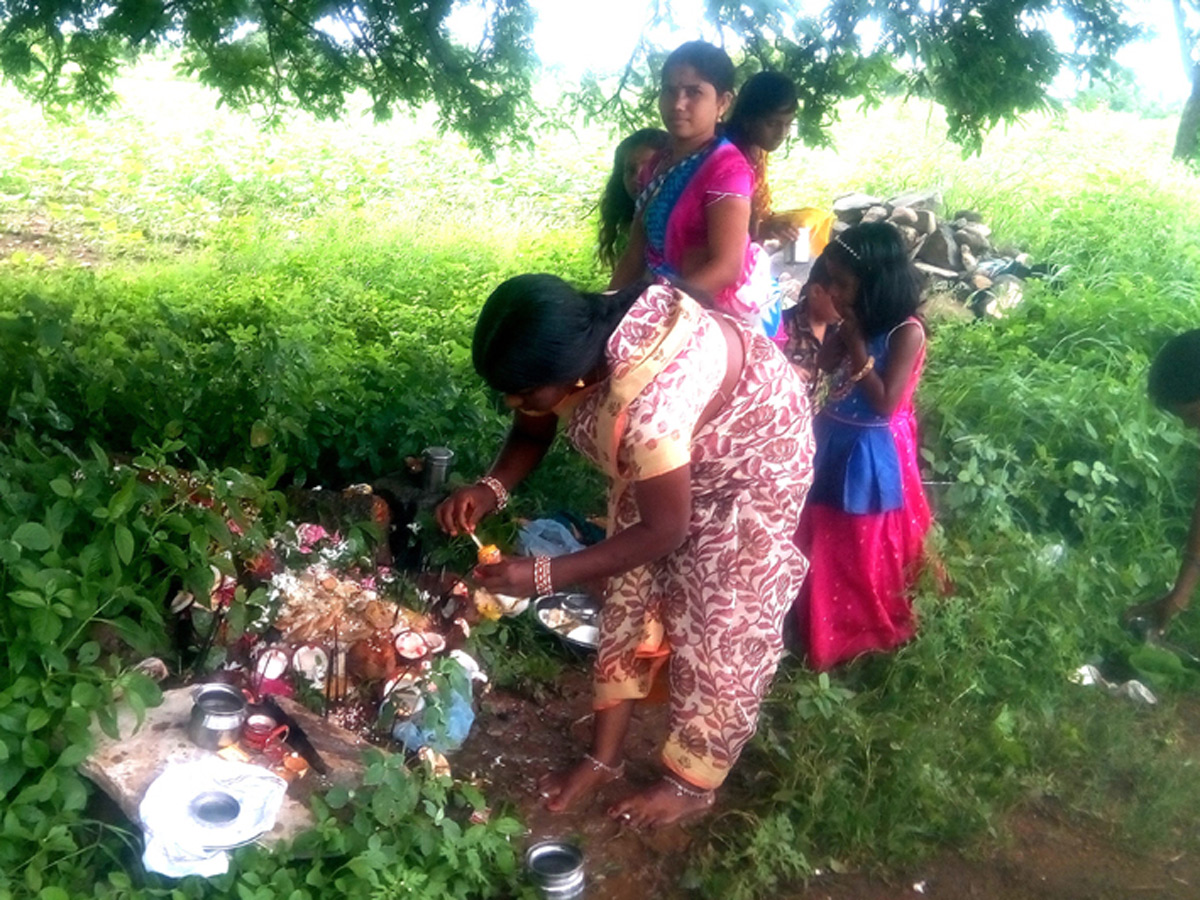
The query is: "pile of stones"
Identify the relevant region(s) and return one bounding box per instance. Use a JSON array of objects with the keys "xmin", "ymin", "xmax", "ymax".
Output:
[{"xmin": 831, "ymin": 189, "xmax": 1040, "ymax": 319}]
